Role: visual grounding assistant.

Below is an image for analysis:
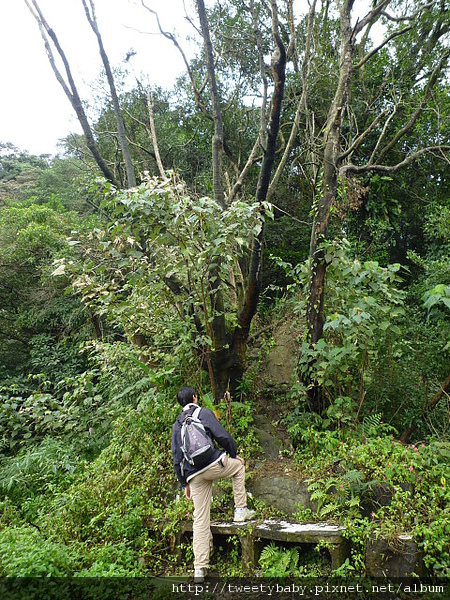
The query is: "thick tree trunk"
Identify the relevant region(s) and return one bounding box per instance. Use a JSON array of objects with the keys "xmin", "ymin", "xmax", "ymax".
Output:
[
  {"xmin": 192, "ymin": 0, "xmax": 286, "ymax": 400},
  {"xmin": 195, "ymin": 0, "xmax": 228, "ymax": 399},
  {"xmin": 231, "ymin": 0, "xmax": 286, "ymax": 397}
]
